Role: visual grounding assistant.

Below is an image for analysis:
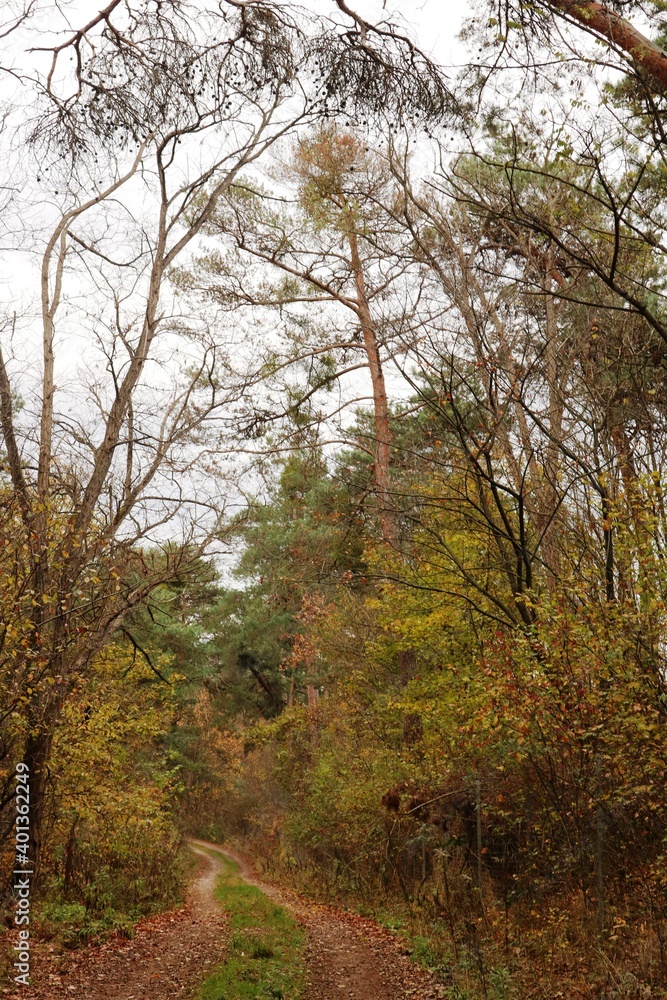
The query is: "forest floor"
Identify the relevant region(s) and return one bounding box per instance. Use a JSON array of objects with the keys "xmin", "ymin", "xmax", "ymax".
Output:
[{"xmin": 1, "ymin": 839, "xmax": 447, "ymax": 1000}]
